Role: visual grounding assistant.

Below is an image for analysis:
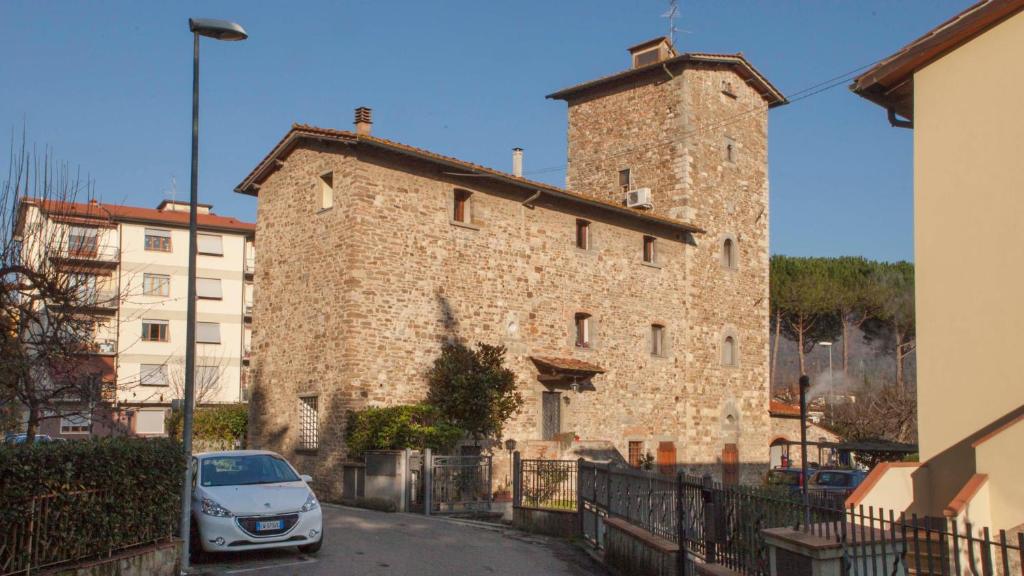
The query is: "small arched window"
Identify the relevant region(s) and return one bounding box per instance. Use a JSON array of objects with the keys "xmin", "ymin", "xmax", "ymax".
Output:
[
  {"xmin": 723, "ymin": 238, "xmax": 736, "ymax": 269},
  {"xmin": 723, "ymin": 335, "xmax": 737, "ymax": 367}
]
